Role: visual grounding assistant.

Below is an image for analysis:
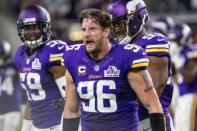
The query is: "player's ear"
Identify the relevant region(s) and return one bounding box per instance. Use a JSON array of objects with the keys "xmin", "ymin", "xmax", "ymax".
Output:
[{"xmin": 103, "ymin": 27, "xmax": 111, "ymax": 38}]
